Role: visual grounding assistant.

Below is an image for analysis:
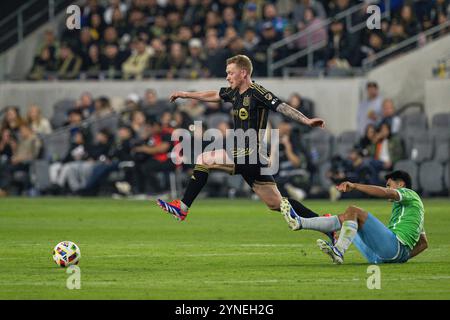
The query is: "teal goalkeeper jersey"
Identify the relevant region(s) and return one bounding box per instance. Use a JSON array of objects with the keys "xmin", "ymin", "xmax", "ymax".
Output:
[{"xmin": 387, "ymin": 188, "xmax": 425, "ymax": 250}]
